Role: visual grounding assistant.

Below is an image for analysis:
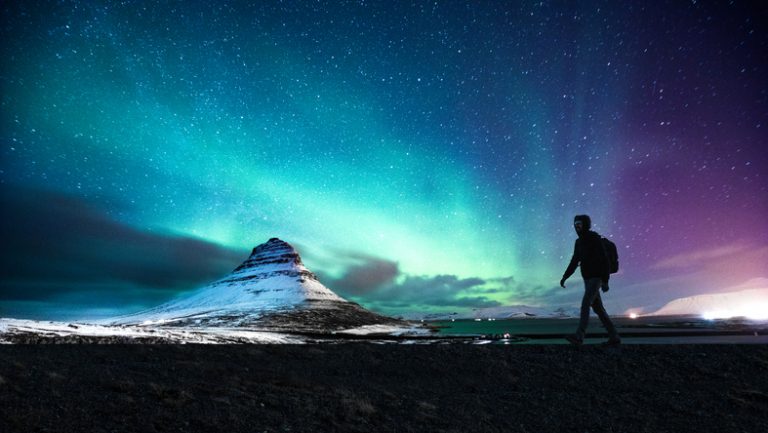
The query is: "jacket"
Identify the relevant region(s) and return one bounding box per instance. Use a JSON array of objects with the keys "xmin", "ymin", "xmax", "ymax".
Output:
[{"xmin": 562, "ymin": 230, "xmax": 610, "ymax": 283}]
